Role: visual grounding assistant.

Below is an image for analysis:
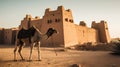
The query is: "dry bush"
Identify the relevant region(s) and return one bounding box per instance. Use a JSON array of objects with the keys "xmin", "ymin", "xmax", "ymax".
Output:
[
  {"xmin": 73, "ymin": 42, "xmax": 114, "ymax": 51},
  {"xmin": 111, "ymin": 42, "xmax": 120, "ymax": 55}
]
